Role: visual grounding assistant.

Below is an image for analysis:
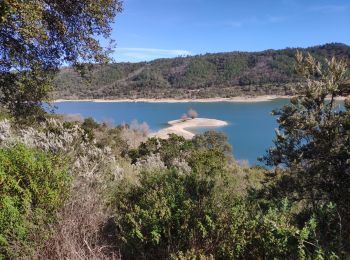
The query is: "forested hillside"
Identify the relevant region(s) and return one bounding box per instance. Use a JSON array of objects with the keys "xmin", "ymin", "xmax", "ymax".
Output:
[{"xmin": 54, "ymin": 43, "xmax": 350, "ymax": 99}]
